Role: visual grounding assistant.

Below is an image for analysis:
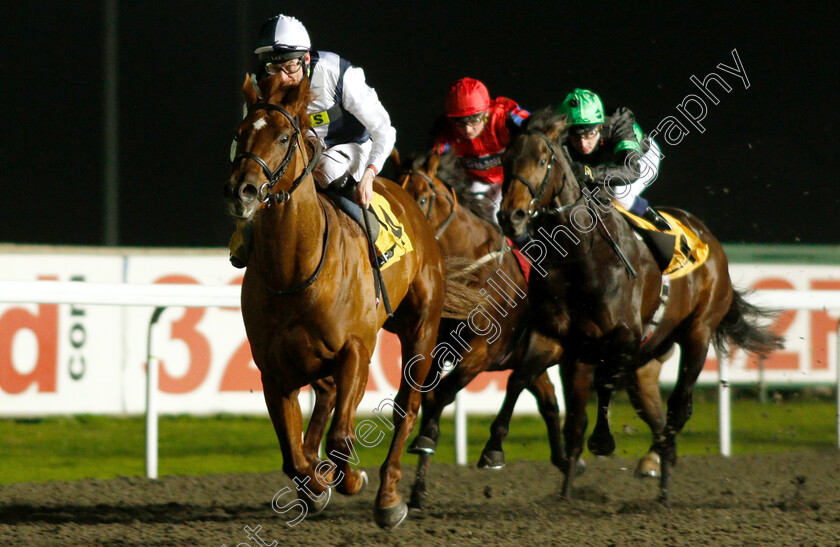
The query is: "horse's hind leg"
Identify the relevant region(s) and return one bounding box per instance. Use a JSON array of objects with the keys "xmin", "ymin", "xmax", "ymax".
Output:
[
  {"xmin": 325, "ymin": 338, "xmax": 371, "ymax": 497},
  {"xmin": 375, "ymin": 282, "xmax": 443, "ymax": 530},
  {"xmin": 659, "ymin": 334, "xmax": 709, "ymax": 504},
  {"xmin": 261, "ymin": 373, "xmax": 332, "ymax": 514},
  {"xmin": 303, "ymin": 377, "xmax": 336, "ymax": 466}
]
